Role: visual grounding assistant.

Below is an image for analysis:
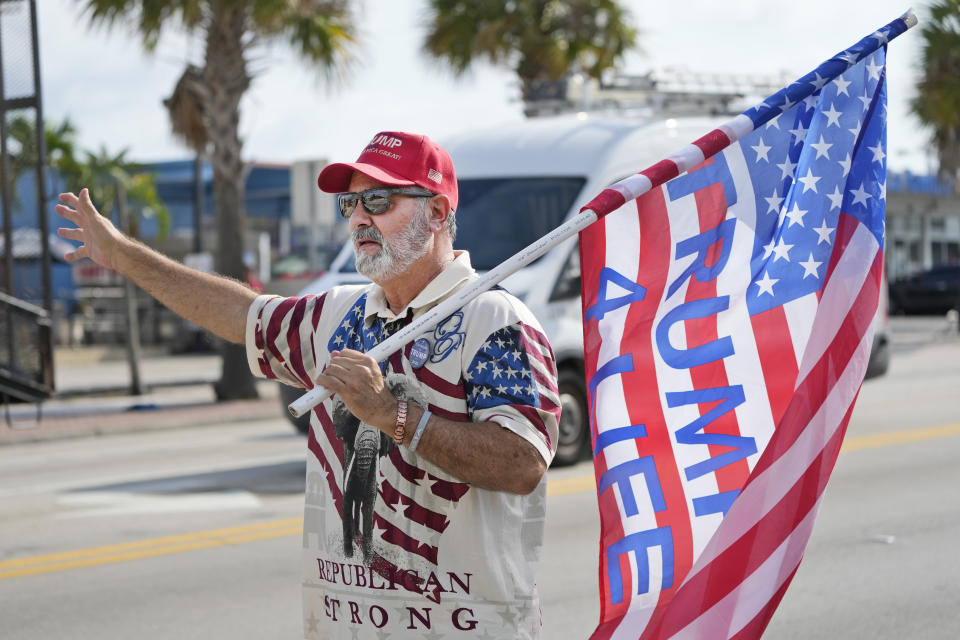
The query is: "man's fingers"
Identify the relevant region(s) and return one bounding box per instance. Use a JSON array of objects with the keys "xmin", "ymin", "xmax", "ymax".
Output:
[
  {"xmin": 64, "ymin": 245, "xmax": 88, "ymax": 262},
  {"xmin": 331, "ymin": 349, "xmax": 379, "ymax": 369},
  {"xmin": 323, "ymin": 361, "xmax": 354, "ymax": 382},
  {"xmin": 58, "ymin": 192, "xmax": 80, "ymax": 207},
  {"xmin": 313, "ymin": 372, "xmax": 345, "ymax": 393},
  {"xmin": 57, "ymin": 227, "xmax": 84, "ymax": 242},
  {"xmin": 54, "ymin": 204, "xmax": 79, "ymax": 223},
  {"xmin": 79, "ymin": 188, "xmax": 94, "ymax": 211}
]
